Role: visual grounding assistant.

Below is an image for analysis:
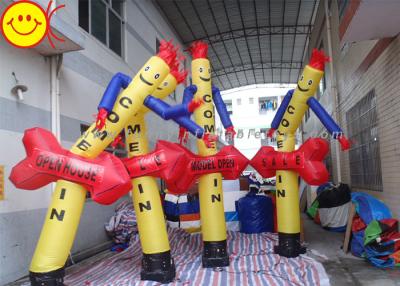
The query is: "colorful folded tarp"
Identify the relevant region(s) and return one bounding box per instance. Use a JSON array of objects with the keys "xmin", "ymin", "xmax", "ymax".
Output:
[{"xmin": 351, "ymin": 193, "xmax": 400, "ymax": 268}]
